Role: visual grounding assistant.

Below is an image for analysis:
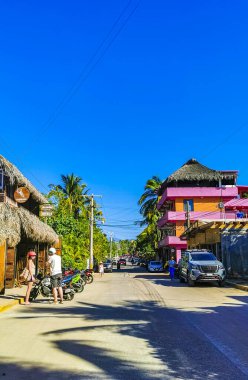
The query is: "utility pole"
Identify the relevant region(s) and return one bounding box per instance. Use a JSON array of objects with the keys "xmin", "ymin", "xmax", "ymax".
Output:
[
  {"xmin": 109, "ymin": 232, "xmax": 113, "ymax": 260},
  {"xmin": 185, "ymin": 201, "xmax": 191, "ymax": 229},
  {"xmin": 83, "ymin": 194, "xmax": 102, "ymax": 269}
]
